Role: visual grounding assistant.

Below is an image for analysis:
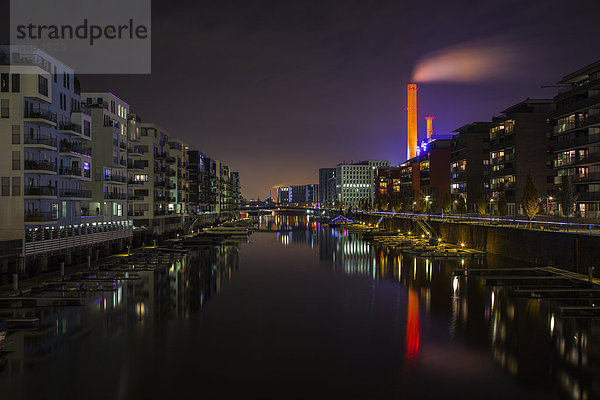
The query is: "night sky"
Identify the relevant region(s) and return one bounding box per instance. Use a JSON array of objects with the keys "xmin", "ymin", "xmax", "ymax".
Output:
[{"xmin": 74, "ymin": 0, "xmax": 600, "ymax": 199}]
